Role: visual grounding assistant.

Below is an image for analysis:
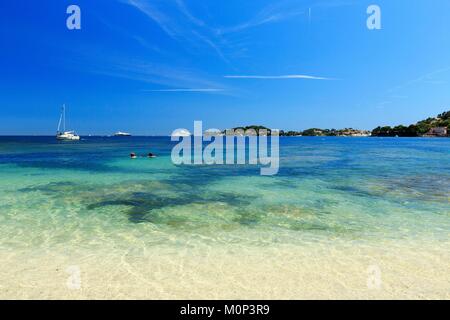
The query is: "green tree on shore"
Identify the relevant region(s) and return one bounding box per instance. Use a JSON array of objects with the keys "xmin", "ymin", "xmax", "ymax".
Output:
[{"xmin": 371, "ymin": 110, "xmax": 449, "ymax": 137}]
